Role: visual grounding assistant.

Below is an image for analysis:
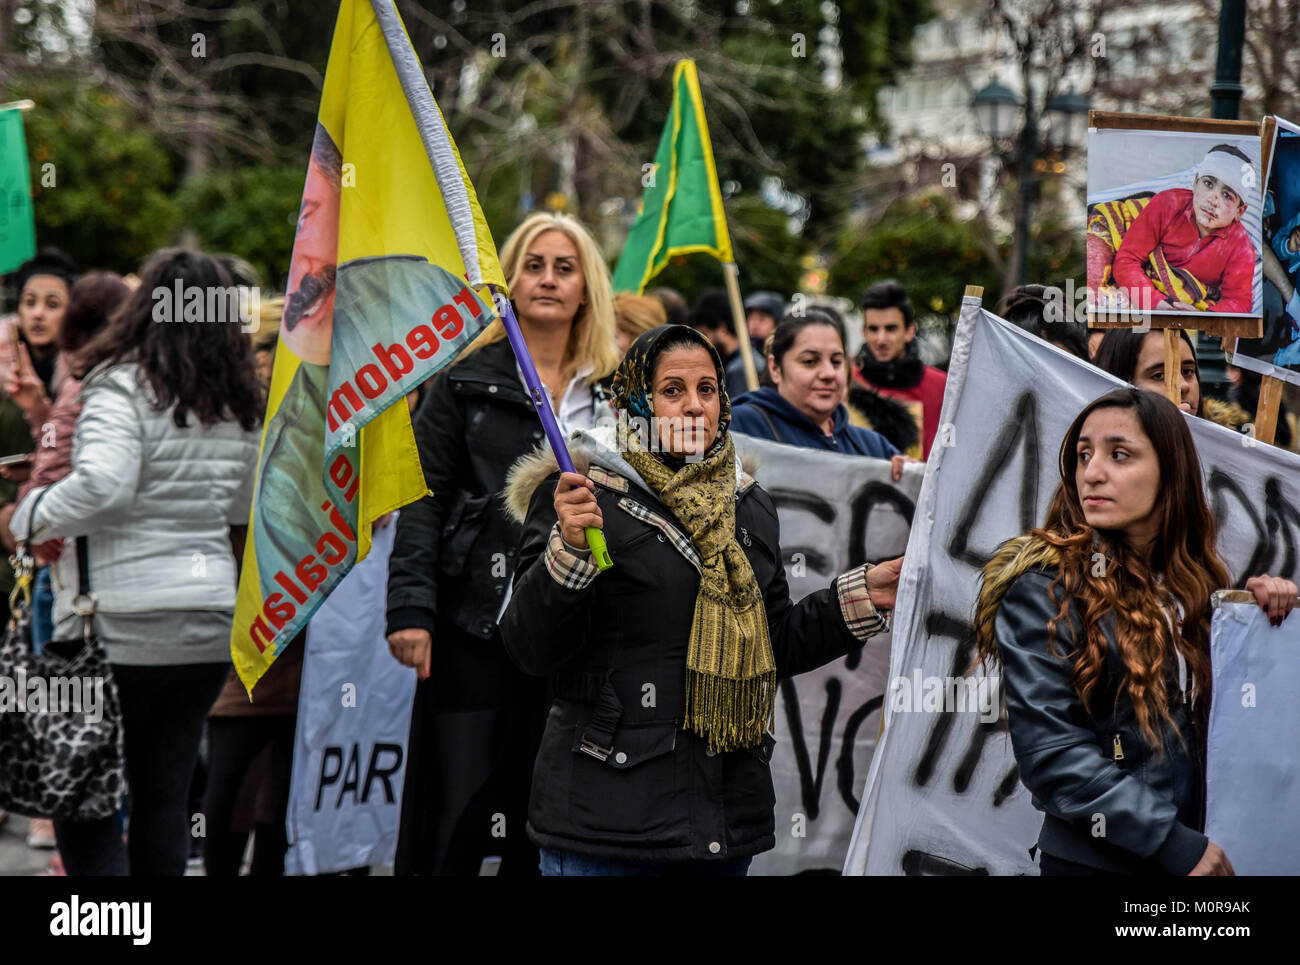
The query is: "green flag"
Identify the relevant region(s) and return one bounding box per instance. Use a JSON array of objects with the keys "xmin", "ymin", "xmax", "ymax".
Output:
[
  {"xmin": 612, "ymin": 60, "xmax": 734, "ymax": 293},
  {"xmin": 0, "ymin": 109, "xmax": 35, "ymax": 275}
]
